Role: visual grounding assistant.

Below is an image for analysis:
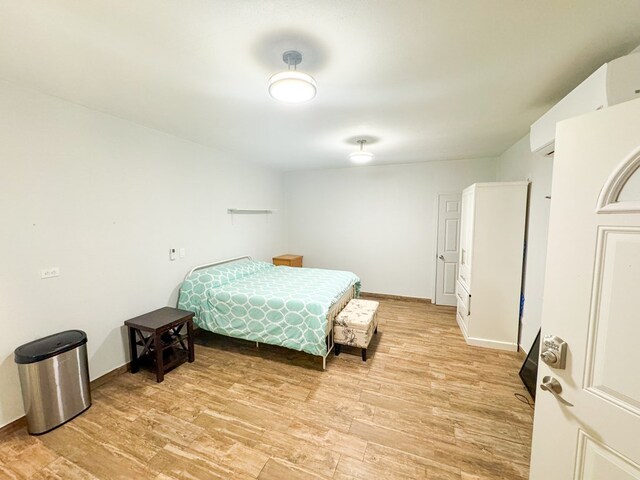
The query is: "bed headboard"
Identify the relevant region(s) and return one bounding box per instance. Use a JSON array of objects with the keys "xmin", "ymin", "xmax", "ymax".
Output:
[{"xmin": 185, "ymin": 255, "xmax": 252, "ymax": 280}]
